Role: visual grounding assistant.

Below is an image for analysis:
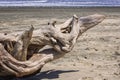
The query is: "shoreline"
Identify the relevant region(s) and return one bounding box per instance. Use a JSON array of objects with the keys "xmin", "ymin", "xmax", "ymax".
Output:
[
  {"xmin": 0, "ymin": 6, "xmax": 120, "ymax": 8},
  {"xmin": 0, "ymin": 6, "xmax": 120, "ymax": 11}
]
